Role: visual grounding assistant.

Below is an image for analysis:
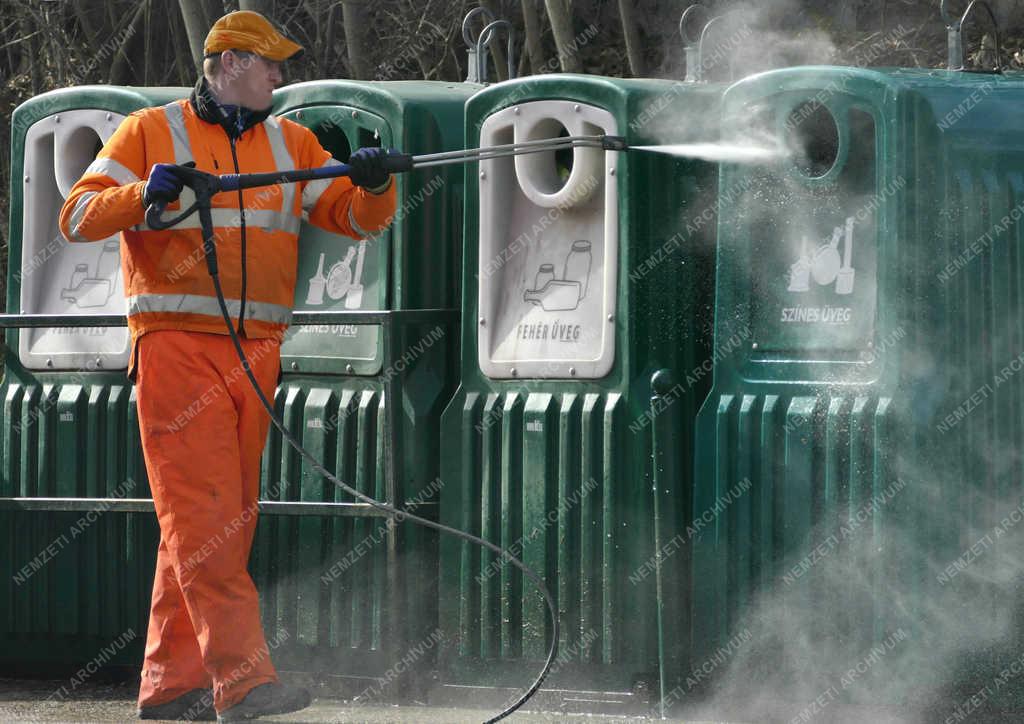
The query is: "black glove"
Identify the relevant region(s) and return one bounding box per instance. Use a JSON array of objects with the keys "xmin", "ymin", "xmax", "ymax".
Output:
[
  {"xmin": 347, "ymin": 147, "xmax": 392, "ymax": 192},
  {"xmin": 142, "ymin": 162, "xmax": 194, "ymax": 207}
]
